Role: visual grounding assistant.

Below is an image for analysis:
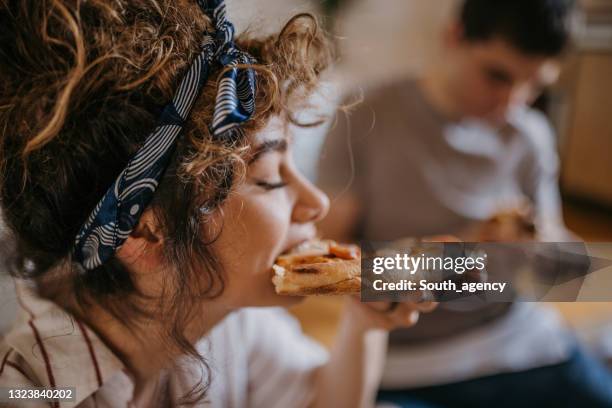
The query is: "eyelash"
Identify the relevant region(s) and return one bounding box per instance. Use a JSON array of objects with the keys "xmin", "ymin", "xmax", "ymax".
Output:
[{"xmin": 255, "ymin": 180, "xmax": 288, "ymax": 190}]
